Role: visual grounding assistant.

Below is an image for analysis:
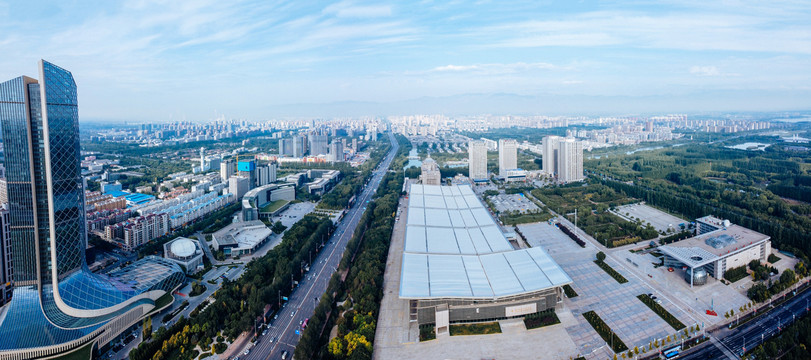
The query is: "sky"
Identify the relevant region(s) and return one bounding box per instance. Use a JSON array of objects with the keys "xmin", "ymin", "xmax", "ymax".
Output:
[{"xmin": 1, "ymin": 0, "xmax": 810, "ymax": 121}]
